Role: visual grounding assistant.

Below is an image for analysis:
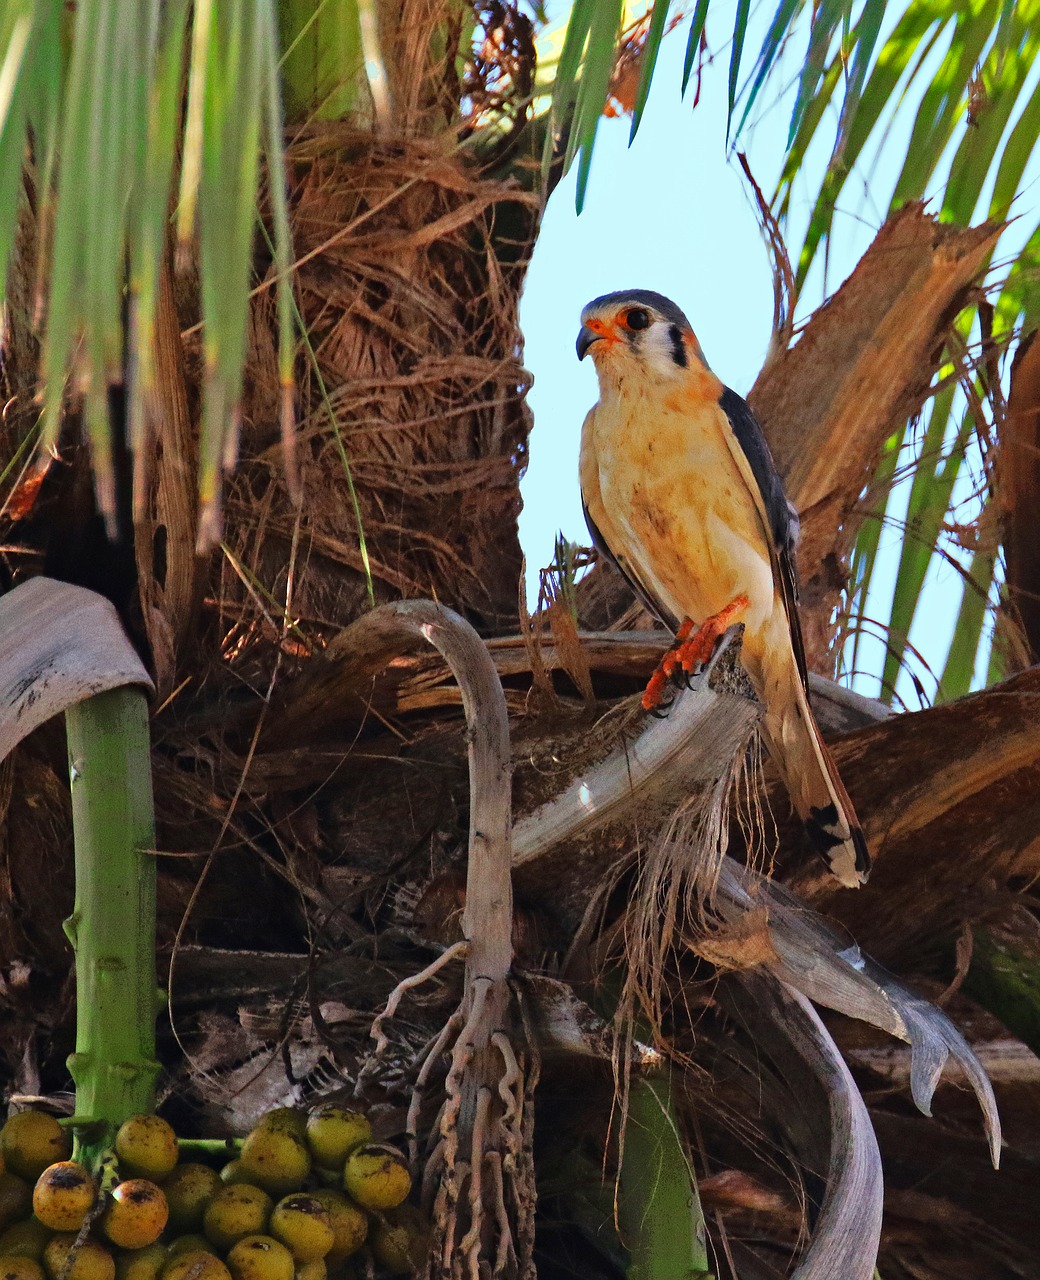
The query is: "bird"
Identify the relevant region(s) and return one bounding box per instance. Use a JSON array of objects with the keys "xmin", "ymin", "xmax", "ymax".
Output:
[{"xmin": 576, "ymin": 288, "xmax": 870, "ymax": 887}]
